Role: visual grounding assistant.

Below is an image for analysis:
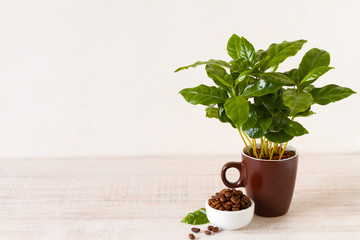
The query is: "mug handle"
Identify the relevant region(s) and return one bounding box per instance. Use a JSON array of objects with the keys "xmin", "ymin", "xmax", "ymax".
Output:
[{"xmin": 221, "ymin": 162, "xmax": 244, "ymax": 188}]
